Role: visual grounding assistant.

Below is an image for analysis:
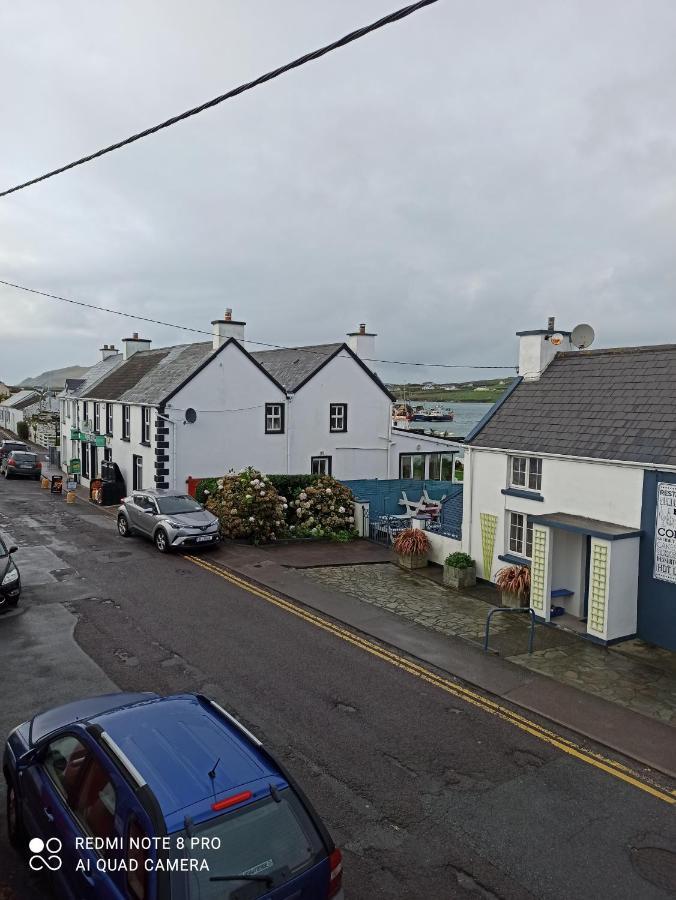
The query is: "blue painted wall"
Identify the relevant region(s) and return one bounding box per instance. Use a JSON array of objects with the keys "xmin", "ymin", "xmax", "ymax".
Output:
[
  {"xmin": 341, "ymin": 478, "xmax": 460, "ymax": 518},
  {"xmin": 638, "ymin": 470, "xmax": 676, "ymax": 651}
]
